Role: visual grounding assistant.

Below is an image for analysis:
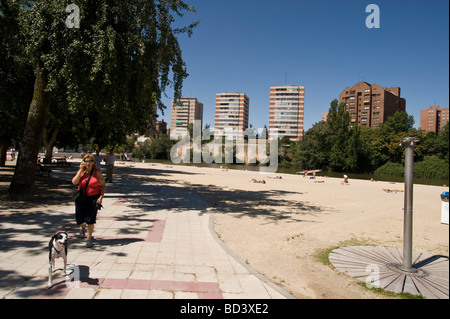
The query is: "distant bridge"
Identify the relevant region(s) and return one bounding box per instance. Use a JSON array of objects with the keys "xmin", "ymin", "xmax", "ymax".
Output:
[{"xmin": 296, "ymin": 169, "xmax": 323, "ymax": 175}]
